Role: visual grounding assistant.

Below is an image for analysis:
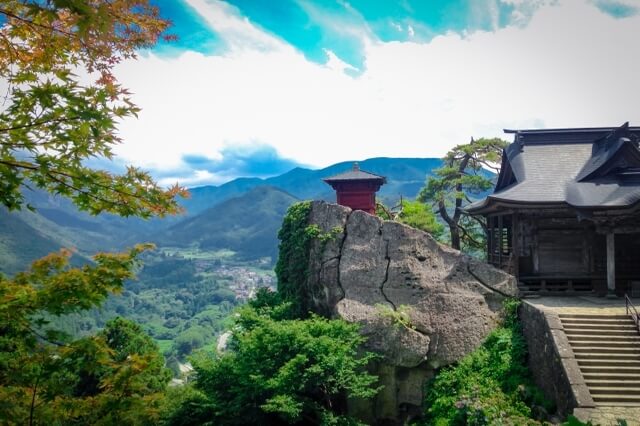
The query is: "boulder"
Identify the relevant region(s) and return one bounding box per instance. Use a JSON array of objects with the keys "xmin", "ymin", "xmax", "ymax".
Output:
[{"xmin": 304, "ymin": 201, "xmax": 518, "ymax": 425}]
